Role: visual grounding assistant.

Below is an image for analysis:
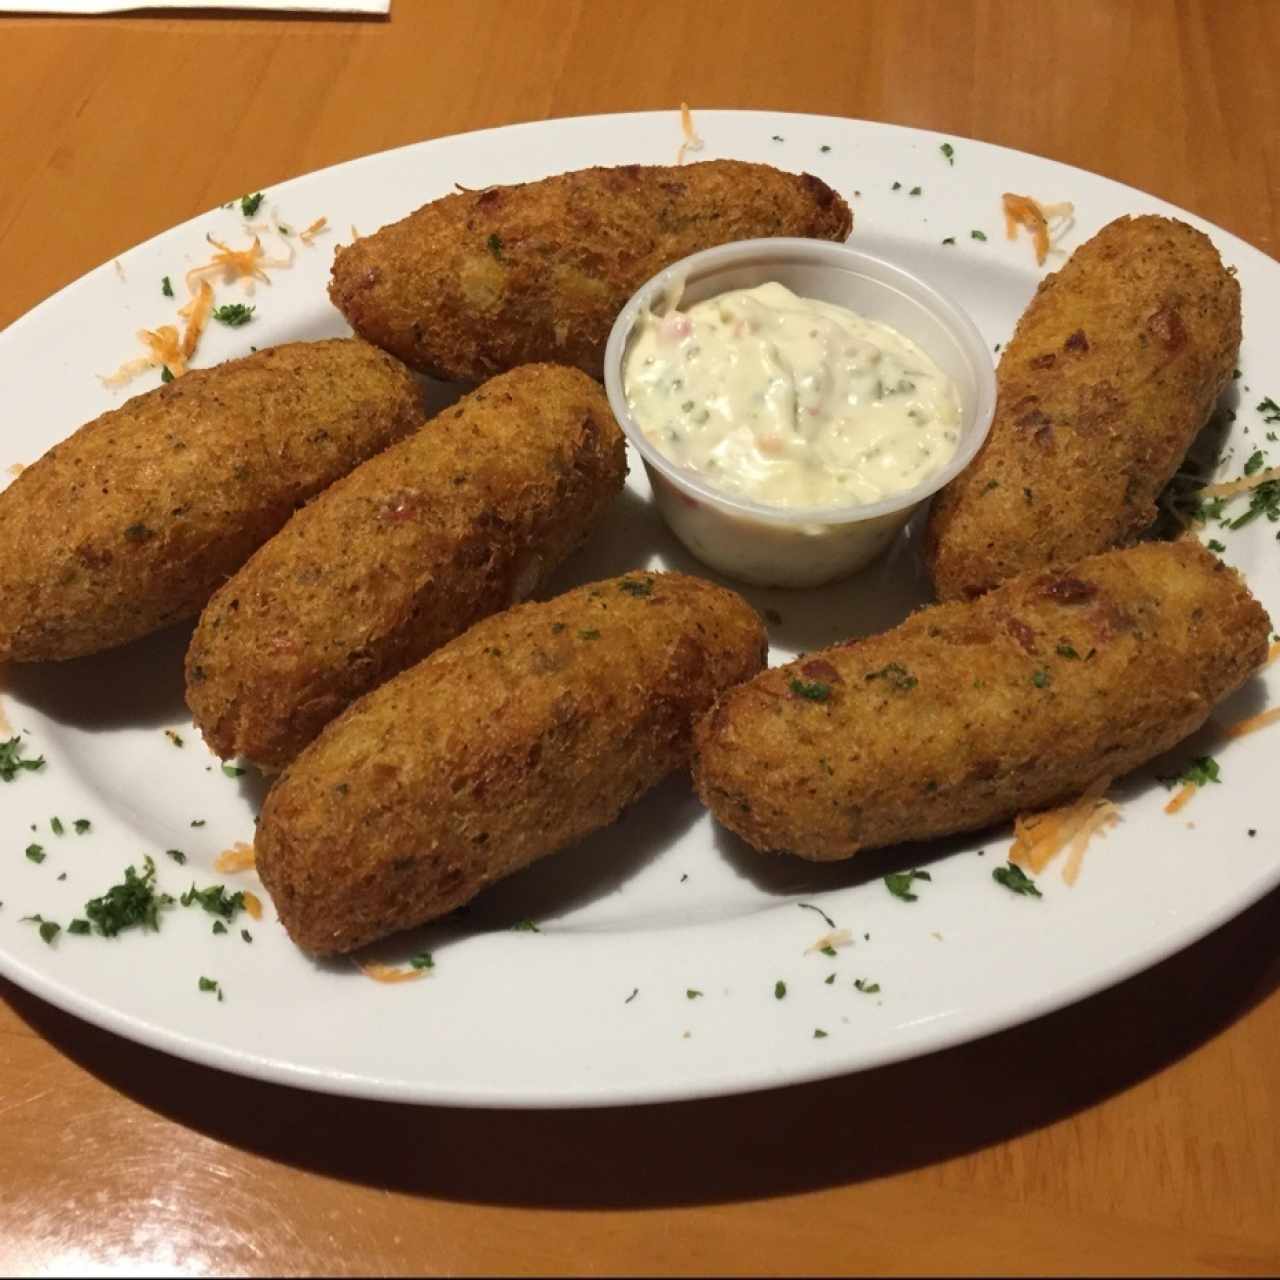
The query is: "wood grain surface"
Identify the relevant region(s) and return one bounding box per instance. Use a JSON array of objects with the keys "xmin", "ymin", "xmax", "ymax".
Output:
[{"xmin": 2, "ymin": 2, "xmax": 1279, "ymax": 1275}]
